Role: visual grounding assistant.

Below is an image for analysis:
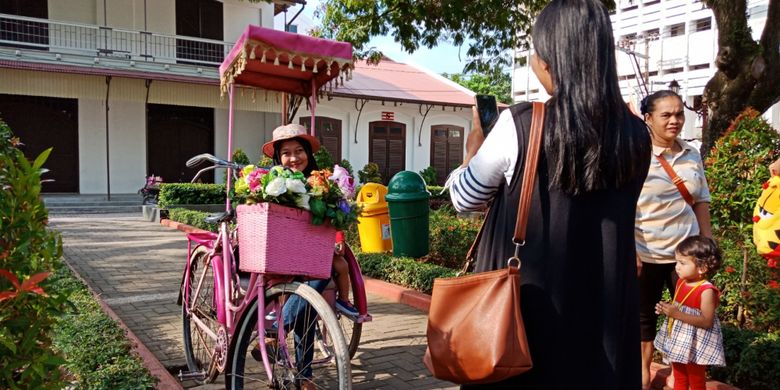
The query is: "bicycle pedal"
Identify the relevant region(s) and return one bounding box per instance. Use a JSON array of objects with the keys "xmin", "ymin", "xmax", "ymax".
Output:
[{"xmin": 177, "ymin": 370, "xmax": 206, "ymax": 381}]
